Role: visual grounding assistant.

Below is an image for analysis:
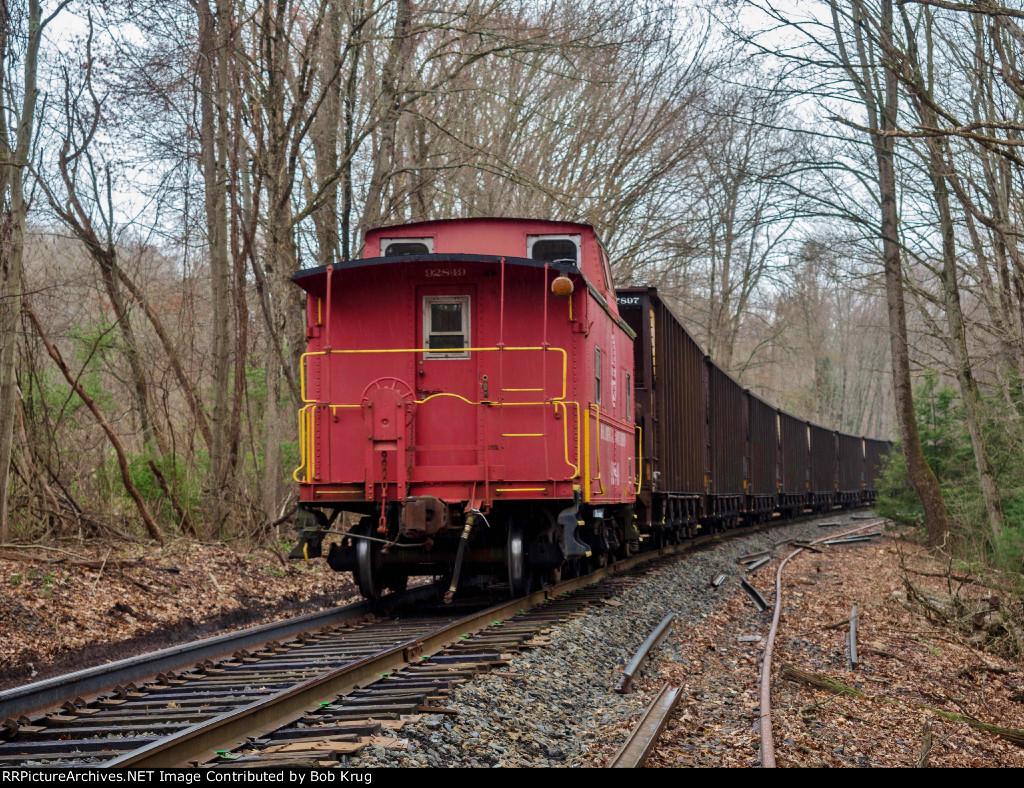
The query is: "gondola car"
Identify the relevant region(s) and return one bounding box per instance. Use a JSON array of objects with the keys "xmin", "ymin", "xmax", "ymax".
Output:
[
  {"xmin": 290, "ymin": 218, "xmax": 637, "ymax": 600},
  {"xmin": 778, "ymin": 408, "xmax": 810, "ymax": 516},
  {"xmin": 746, "ymin": 391, "xmax": 779, "ymax": 522},
  {"xmin": 615, "ymin": 287, "xmax": 704, "ymax": 541}
]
